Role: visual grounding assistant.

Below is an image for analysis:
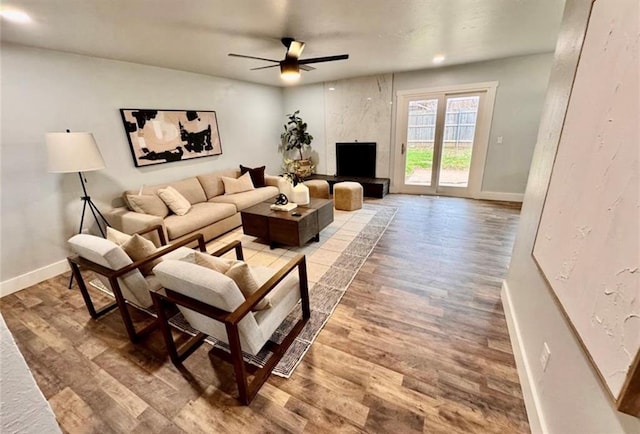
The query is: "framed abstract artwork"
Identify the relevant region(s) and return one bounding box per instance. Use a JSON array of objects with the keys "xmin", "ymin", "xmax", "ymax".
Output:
[{"xmin": 120, "ymin": 109, "xmax": 222, "ymax": 167}]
